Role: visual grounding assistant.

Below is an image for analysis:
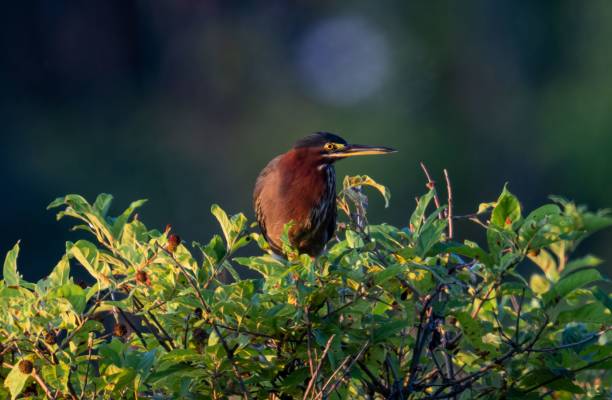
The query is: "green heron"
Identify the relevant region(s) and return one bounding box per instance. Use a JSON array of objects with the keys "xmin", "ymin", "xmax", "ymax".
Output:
[{"xmin": 253, "ymin": 132, "xmax": 396, "ymax": 256}]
